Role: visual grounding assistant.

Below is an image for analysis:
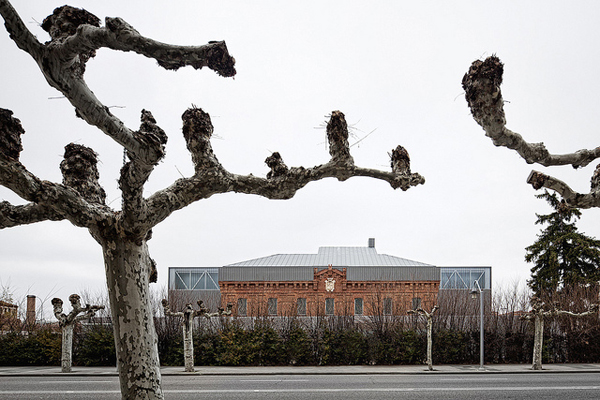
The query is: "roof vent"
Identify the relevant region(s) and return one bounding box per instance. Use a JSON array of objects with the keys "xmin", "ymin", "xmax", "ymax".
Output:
[{"xmin": 368, "ymin": 238, "xmax": 375, "ymax": 248}]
